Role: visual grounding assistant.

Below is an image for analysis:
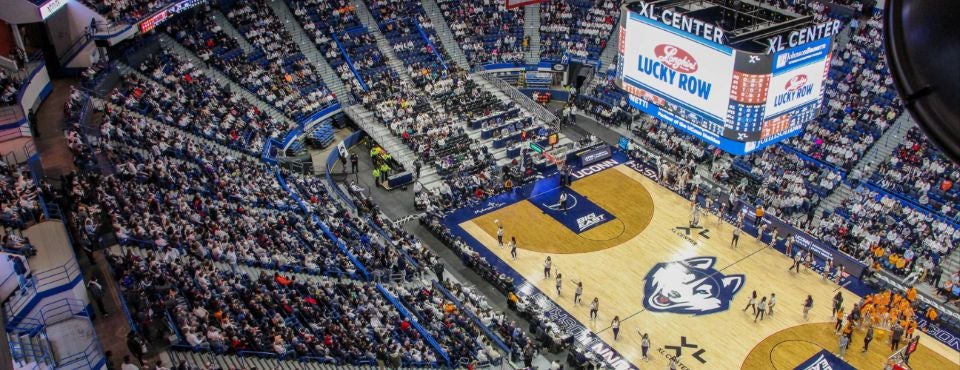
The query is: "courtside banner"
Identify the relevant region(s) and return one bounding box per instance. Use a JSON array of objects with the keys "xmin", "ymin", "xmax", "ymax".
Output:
[
  {"xmin": 733, "ymin": 201, "xmax": 867, "ymax": 278},
  {"xmin": 621, "ymin": 12, "xmax": 736, "ymax": 123},
  {"xmin": 793, "ymin": 350, "xmax": 855, "ymax": 370},
  {"xmin": 506, "ymin": 0, "xmax": 545, "ymax": 9}
]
